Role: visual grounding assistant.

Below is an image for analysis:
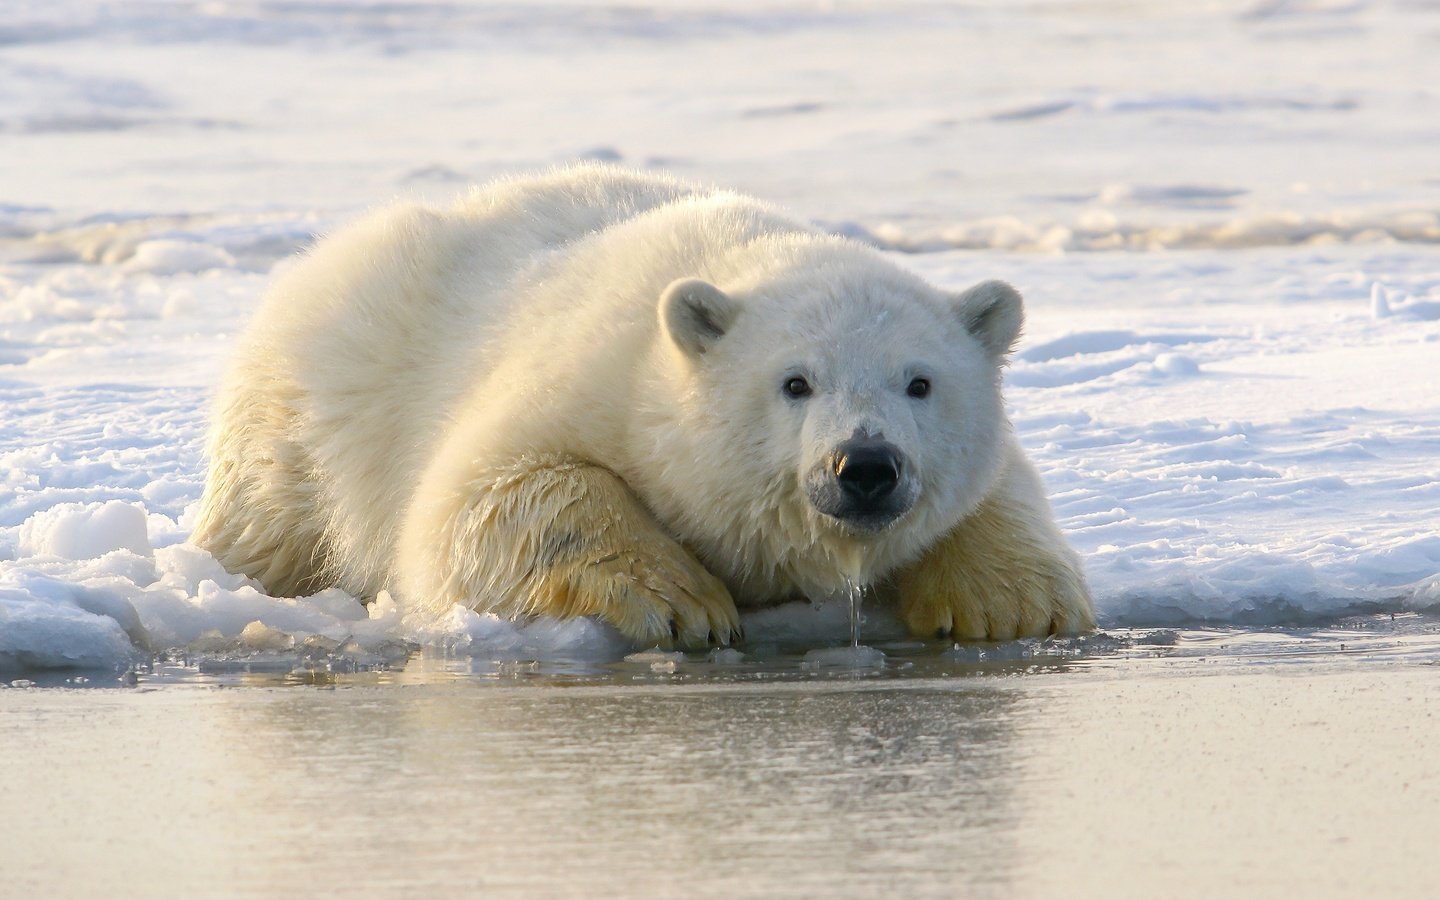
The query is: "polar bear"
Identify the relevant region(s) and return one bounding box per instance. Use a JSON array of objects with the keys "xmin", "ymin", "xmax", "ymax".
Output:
[{"xmin": 194, "ymin": 165, "xmax": 1092, "ymax": 647}]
